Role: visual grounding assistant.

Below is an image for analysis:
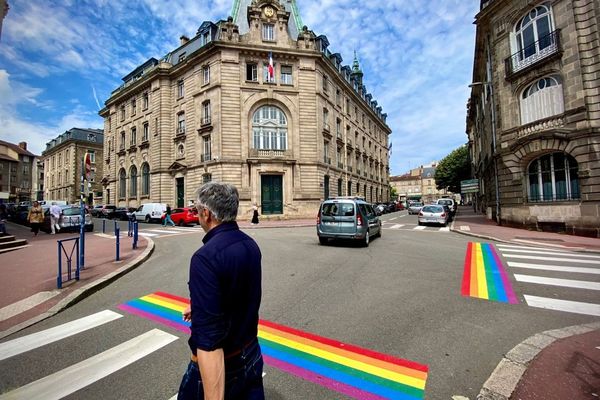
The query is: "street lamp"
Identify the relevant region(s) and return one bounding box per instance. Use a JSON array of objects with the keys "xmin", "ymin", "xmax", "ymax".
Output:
[{"xmin": 469, "ymin": 81, "xmax": 501, "ymax": 225}]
